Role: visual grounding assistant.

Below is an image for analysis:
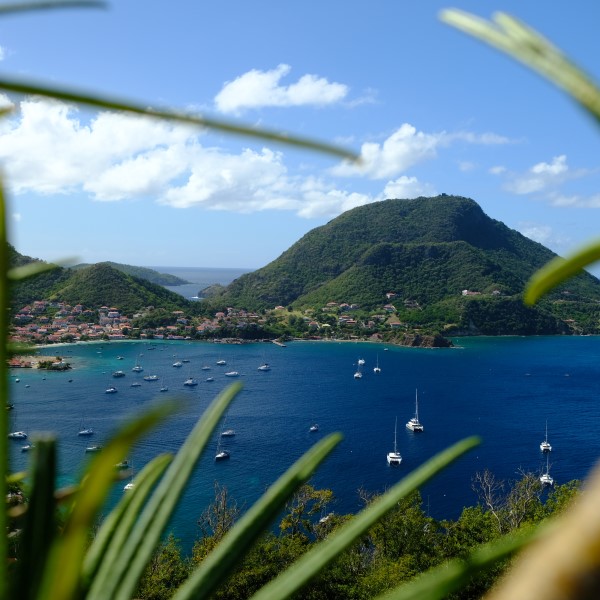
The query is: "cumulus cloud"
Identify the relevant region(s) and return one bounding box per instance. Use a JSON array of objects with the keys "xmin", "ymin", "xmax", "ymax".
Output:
[
  {"xmin": 214, "ymin": 64, "xmax": 348, "ymax": 114},
  {"xmin": 331, "ymin": 123, "xmax": 510, "ymax": 180},
  {"xmin": 0, "ymin": 97, "xmax": 394, "ymax": 220},
  {"xmin": 383, "ymin": 176, "xmax": 436, "ymax": 199},
  {"xmin": 332, "ymin": 124, "xmax": 444, "ymax": 180},
  {"xmin": 507, "ymin": 155, "xmax": 570, "ymax": 194}
]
